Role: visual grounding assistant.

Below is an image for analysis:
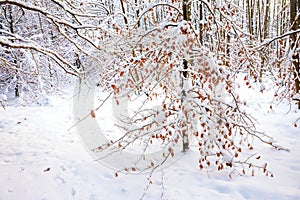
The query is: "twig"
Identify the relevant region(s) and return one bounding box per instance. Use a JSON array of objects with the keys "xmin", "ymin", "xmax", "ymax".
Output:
[
  {"xmin": 0, "ymin": 100, "xmax": 5, "ymax": 110},
  {"xmin": 68, "ymin": 91, "xmax": 113, "ymax": 131}
]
